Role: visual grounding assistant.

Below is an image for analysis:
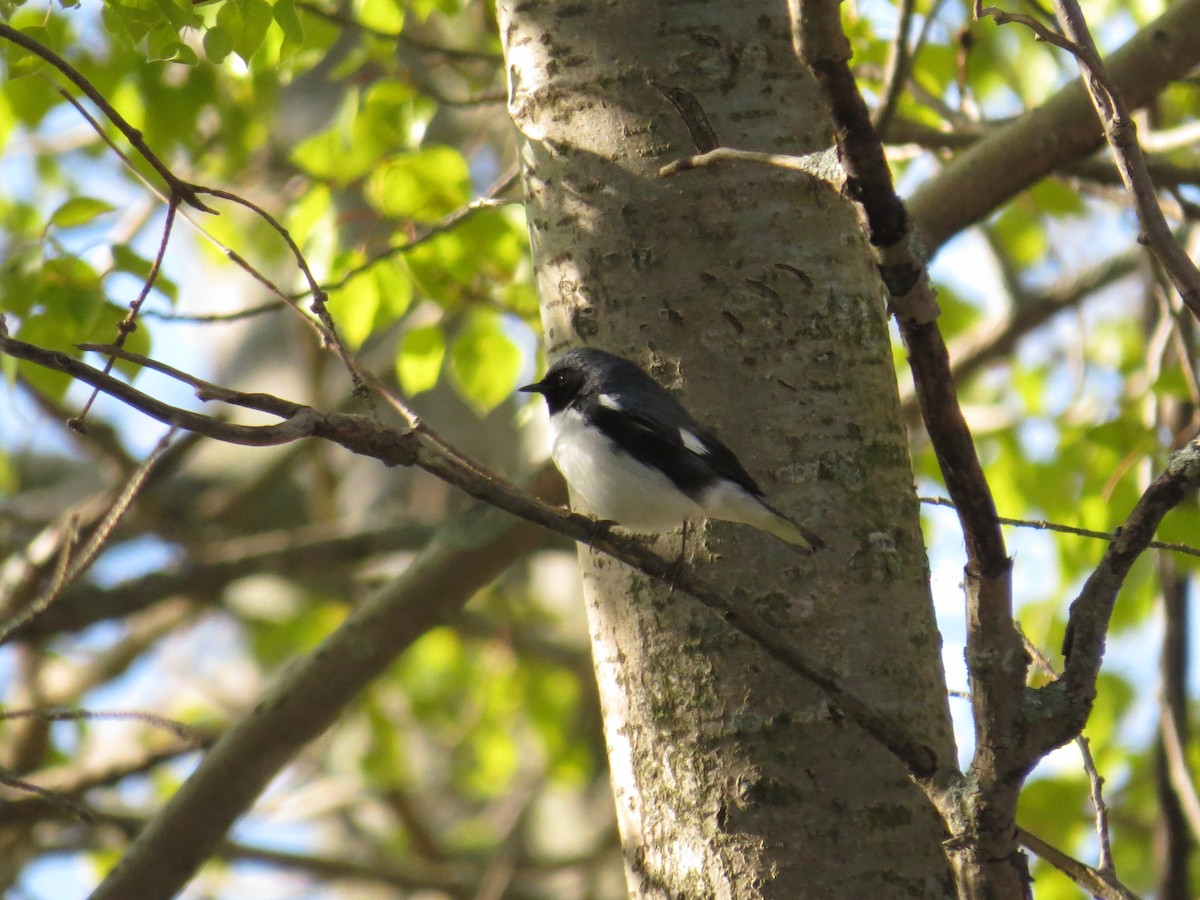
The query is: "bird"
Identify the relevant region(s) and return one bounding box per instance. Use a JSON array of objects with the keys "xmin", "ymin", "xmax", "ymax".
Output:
[{"xmin": 519, "ymin": 348, "xmax": 823, "ymax": 551}]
